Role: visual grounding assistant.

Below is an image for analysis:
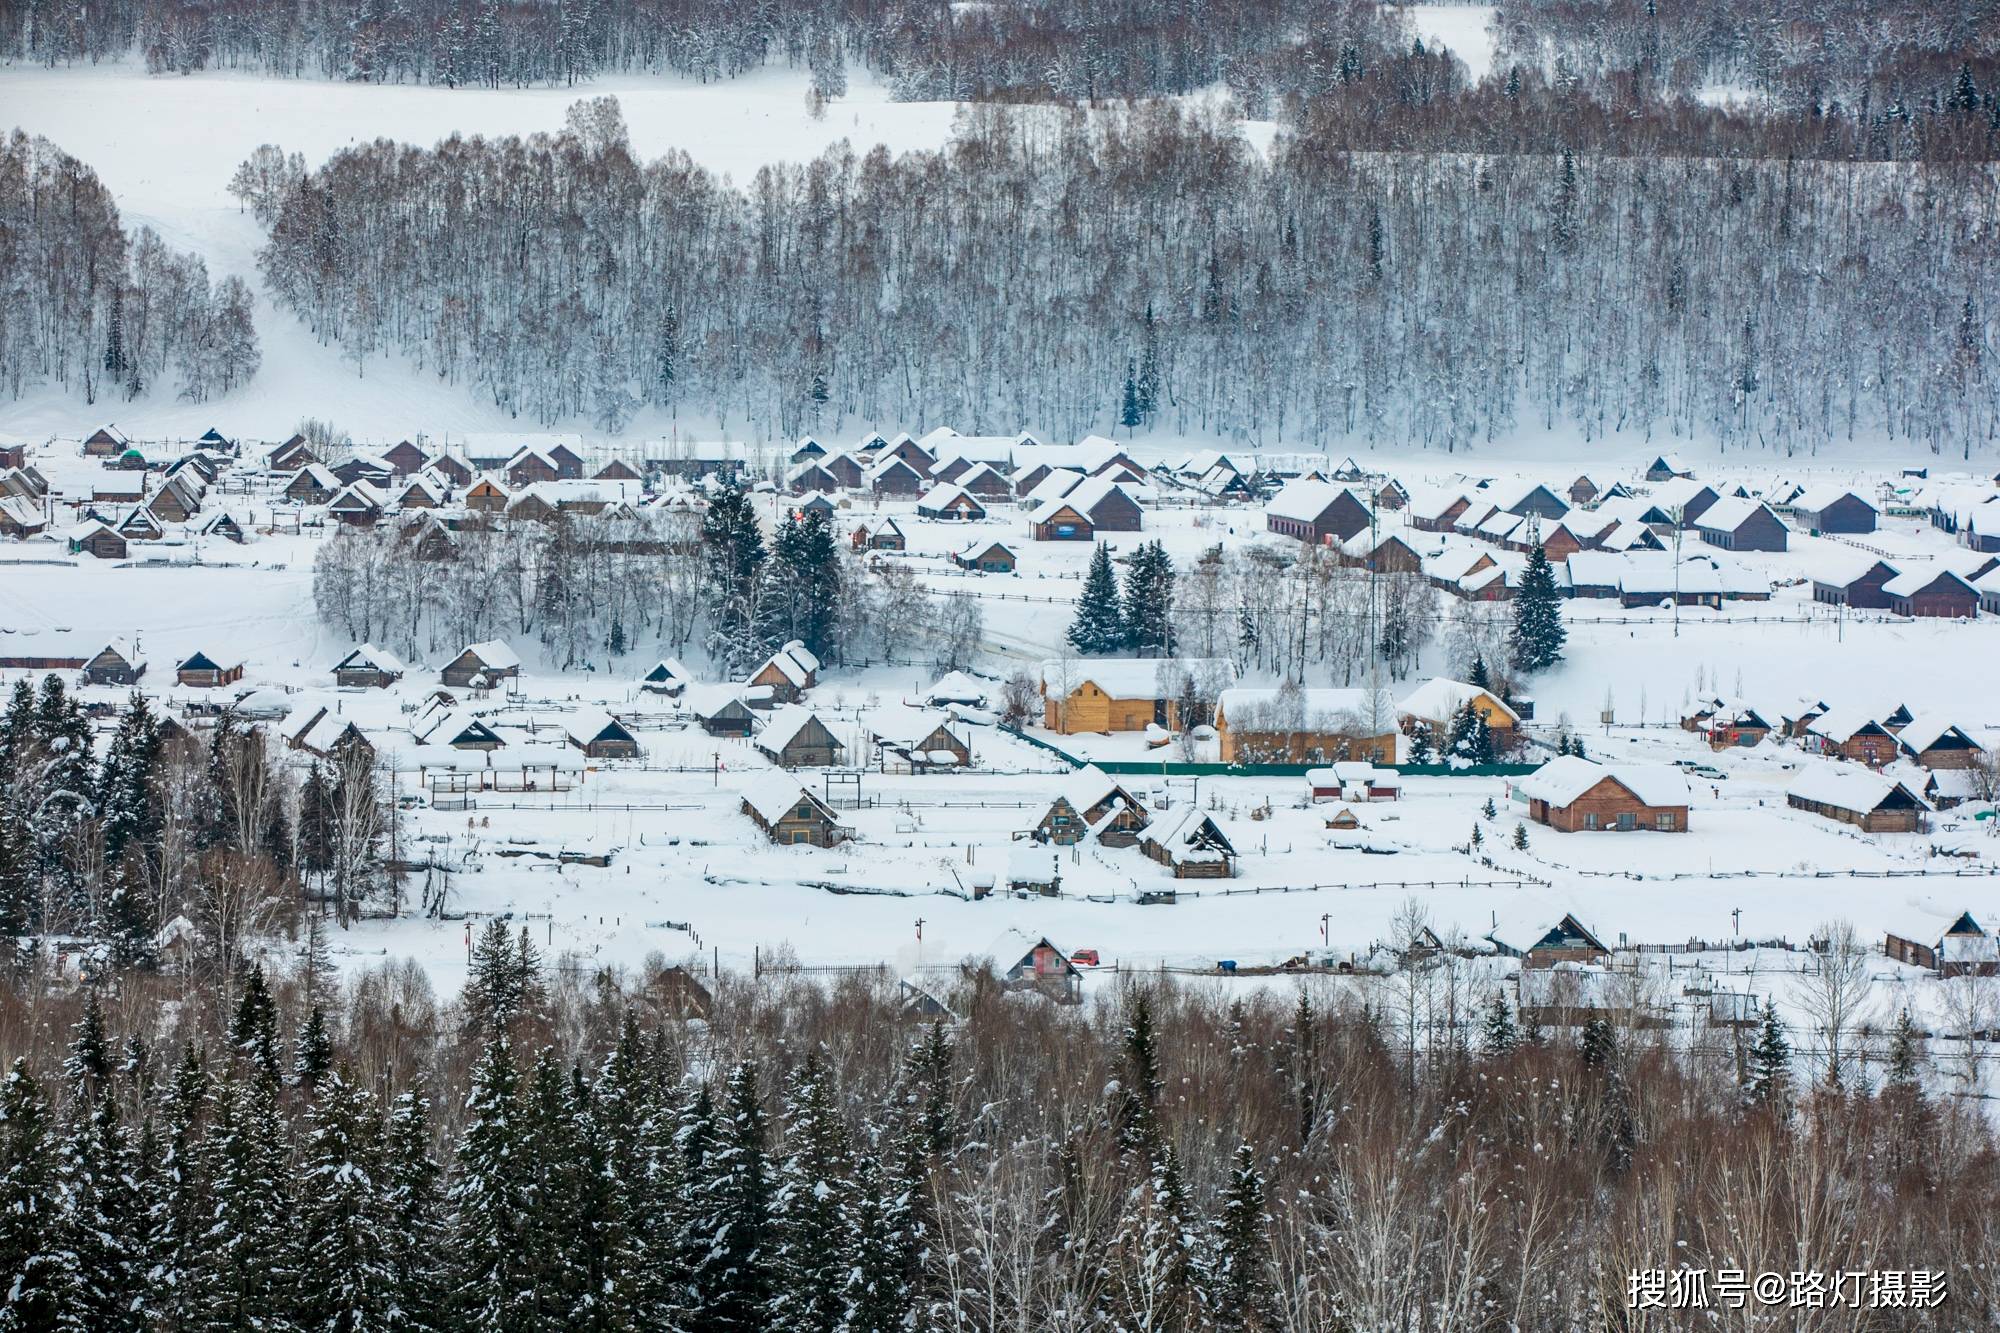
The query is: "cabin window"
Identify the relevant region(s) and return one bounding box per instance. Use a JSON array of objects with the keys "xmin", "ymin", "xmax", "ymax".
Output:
[
  {"xmin": 1657, "ymin": 812, "xmax": 1677, "ymax": 830},
  {"xmin": 1582, "ymin": 813, "xmax": 1599, "ymax": 830},
  {"xmin": 1616, "ymin": 813, "xmax": 1637, "ymax": 831},
  {"xmin": 795, "ymin": 804, "xmax": 813, "ymax": 819},
  {"xmin": 790, "ymin": 830, "xmax": 811, "ymax": 845}
]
